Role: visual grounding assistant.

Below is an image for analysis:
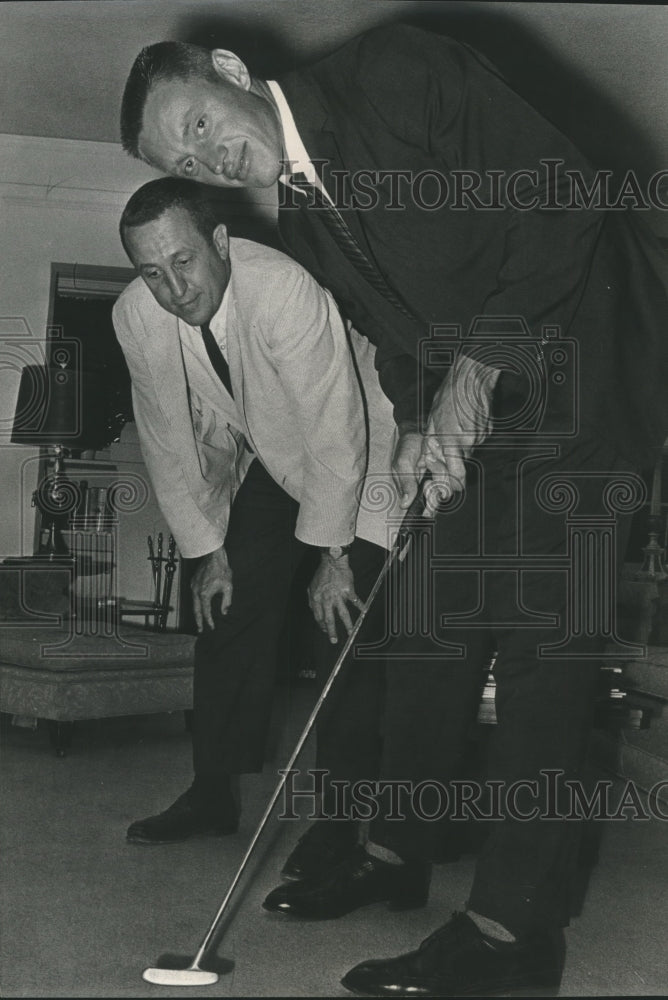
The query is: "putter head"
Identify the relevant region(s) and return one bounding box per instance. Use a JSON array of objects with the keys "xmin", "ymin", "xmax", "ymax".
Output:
[
  {"xmin": 143, "ymin": 952, "xmax": 234, "ymax": 987},
  {"xmin": 142, "ymin": 967, "xmax": 219, "ymax": 987}
]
